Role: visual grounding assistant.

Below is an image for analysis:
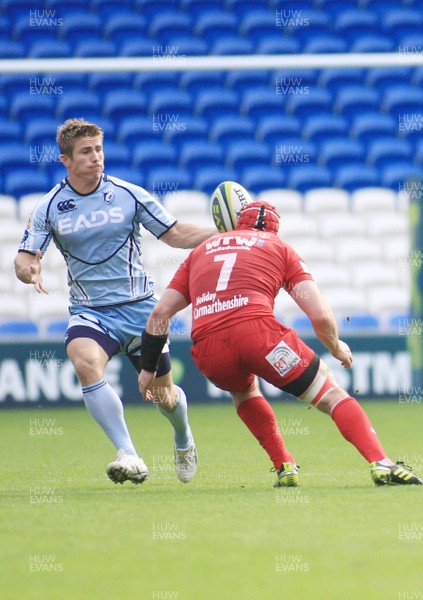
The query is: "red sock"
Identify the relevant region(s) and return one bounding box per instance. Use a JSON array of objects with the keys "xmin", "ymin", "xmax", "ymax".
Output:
[
  {"xmin": 331, "ymin": 397, "xmax": 386, "ymax": 462},
  {"xmin": 237, "ymin": 396, "xmax": 295, "ymax": 469}
]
